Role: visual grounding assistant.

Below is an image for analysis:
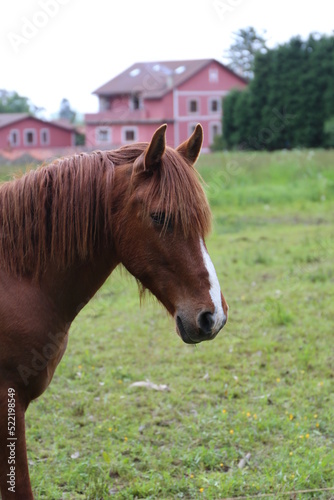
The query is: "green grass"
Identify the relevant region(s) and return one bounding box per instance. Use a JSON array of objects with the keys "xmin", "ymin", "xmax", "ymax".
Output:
[{"xmin": 3, "ymin": 149, "xmax": 334, "ymax": 498}]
